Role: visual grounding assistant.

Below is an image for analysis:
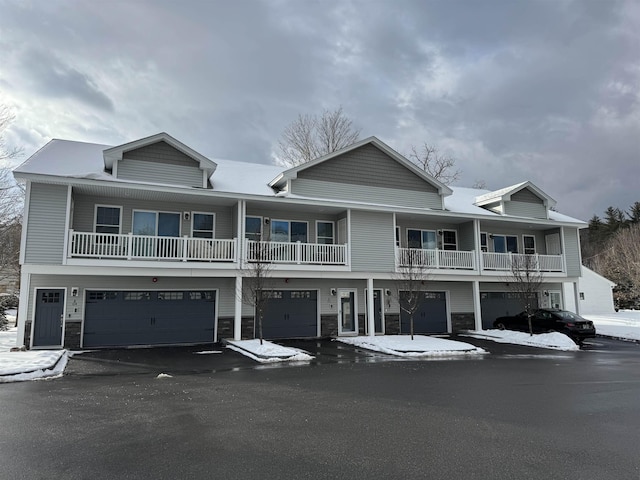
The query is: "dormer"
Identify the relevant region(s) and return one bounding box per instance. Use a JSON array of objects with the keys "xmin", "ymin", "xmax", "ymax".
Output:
[
  {"xmin": 474, "ymin": 181, "xmax": 556, "ymax": 219},
  {"xmin": 103, "ymin": 133, "xmax": 217, "ymax": 188},
  {"xmin": 268, "ymin": 137, "xmax": 452, "ymax": 210}
]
